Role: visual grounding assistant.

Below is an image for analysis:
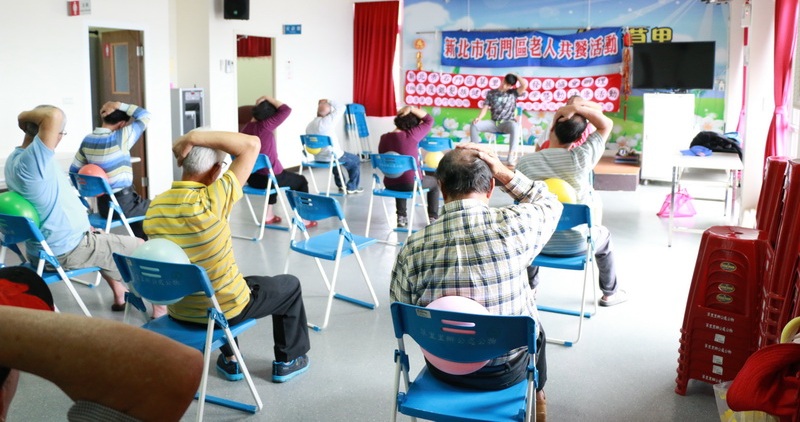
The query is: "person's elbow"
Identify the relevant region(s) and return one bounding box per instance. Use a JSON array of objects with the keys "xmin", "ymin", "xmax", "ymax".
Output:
[{"xmin": 244, "ymin": 135, "xmax": 260, "ymax": 154}]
